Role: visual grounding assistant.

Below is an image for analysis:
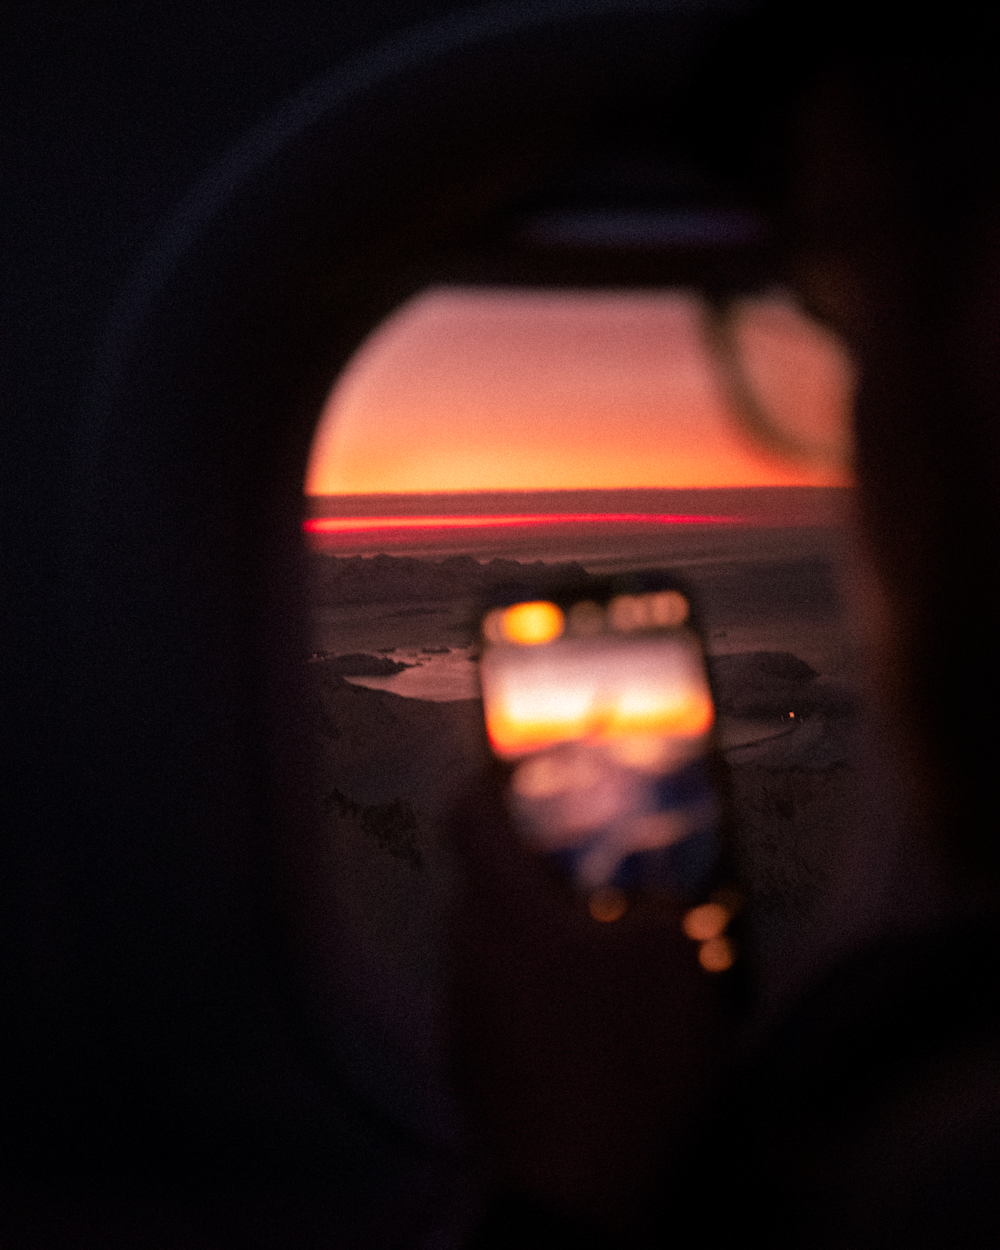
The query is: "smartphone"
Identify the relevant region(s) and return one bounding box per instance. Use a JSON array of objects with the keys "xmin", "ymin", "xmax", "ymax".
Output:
[{"xmin": 478, "ymin": 573, "xmax": 725, "ymax": 902}]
